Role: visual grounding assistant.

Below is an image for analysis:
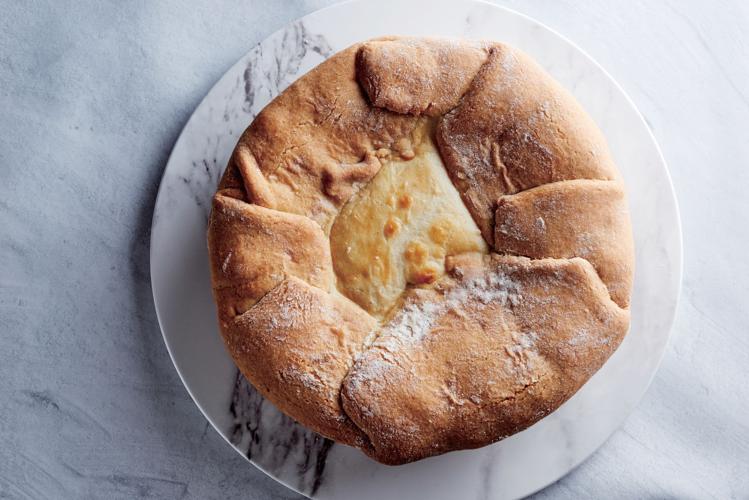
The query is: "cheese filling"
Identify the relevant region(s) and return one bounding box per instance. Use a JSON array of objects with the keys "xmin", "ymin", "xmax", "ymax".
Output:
[{"xmin": 330, "ymin": 126, "xmax": 487, "ymax": 318}]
